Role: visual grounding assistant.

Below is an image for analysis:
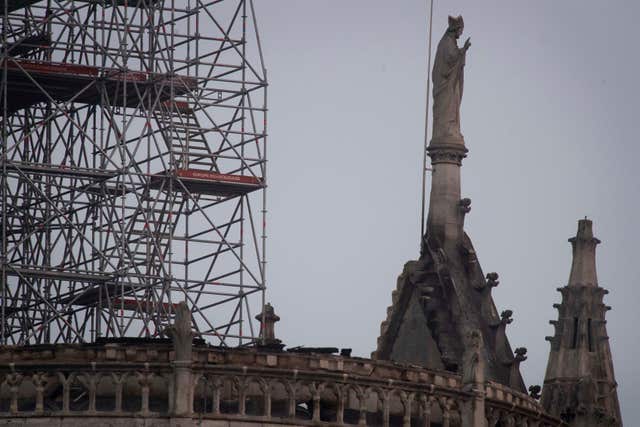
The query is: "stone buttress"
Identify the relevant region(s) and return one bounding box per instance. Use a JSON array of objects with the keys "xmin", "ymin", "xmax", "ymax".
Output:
[{"xmin": 541, "ymin": 219, "xmax": 622, "ymax": 426}]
